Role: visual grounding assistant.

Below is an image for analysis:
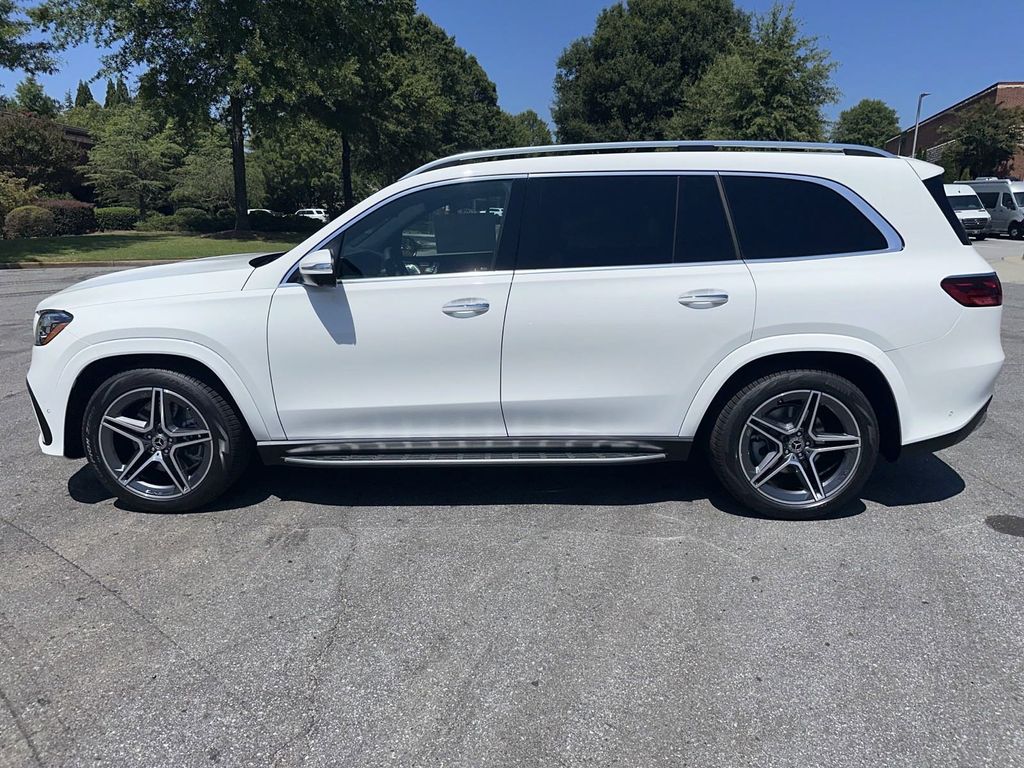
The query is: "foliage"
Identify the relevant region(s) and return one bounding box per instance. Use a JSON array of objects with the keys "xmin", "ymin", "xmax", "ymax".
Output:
[
  {"xmin": 94, "ymin": 205, "xmax": 138, "ymax": 230},
  {"xmin": 15, "ymin": 74, "xmax": 60, "ymax": 117},
  {"xmin": 33, "ymin": 0, "xmax": 413, "ymax": 230},
  {"xmin": 0, "ymin": 0, "xmax": 53, "ymax": 71},
  {"xmin": 501, "ymin": 110, "xmax": 553, "ymax": 147},
  {"xmin": 552, "ymin": 0, "xmax": 746, "ymax": 142},
  {"xmin": 0, "ymin": 170, "xmax": 41, "ymax": 222},
  {"xmin": 172, "ymin": 128, "xmax": 265, "ymax": 212},
  {"xmin": 81, "ymin": 104, "xmax": 182, "ymax": 216},
  {"xmin": 680, "ymin": 3, "xmax": 838, "ymax": 141},
  {"xmin": 830, "ymin": 99, "xmax": 900, "ymax": 148},
  {"xmin": 35, "ymin": 198, "xmax": 96, "ymax": 234},
  {"xmin": 253, "ymin": 118, "xmax": 345, "ymax": 212},
  {"xmin": 0, "ymin": 110, "xmax": 80, "ymax": 191},
  {"xmin": 173, "ymin": 206, "xmax": 219, "ymax": 232},
  {"xmin": 74, "ymin": 80, "xmax": 95, "ymax": 108},
  {"xmin": 940, "ymin": 101, "xmax": 1024, "ymax": 179},
  {"xmin": 4, "ymin": 204, "xmax": 55, "ymax": 238}
]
